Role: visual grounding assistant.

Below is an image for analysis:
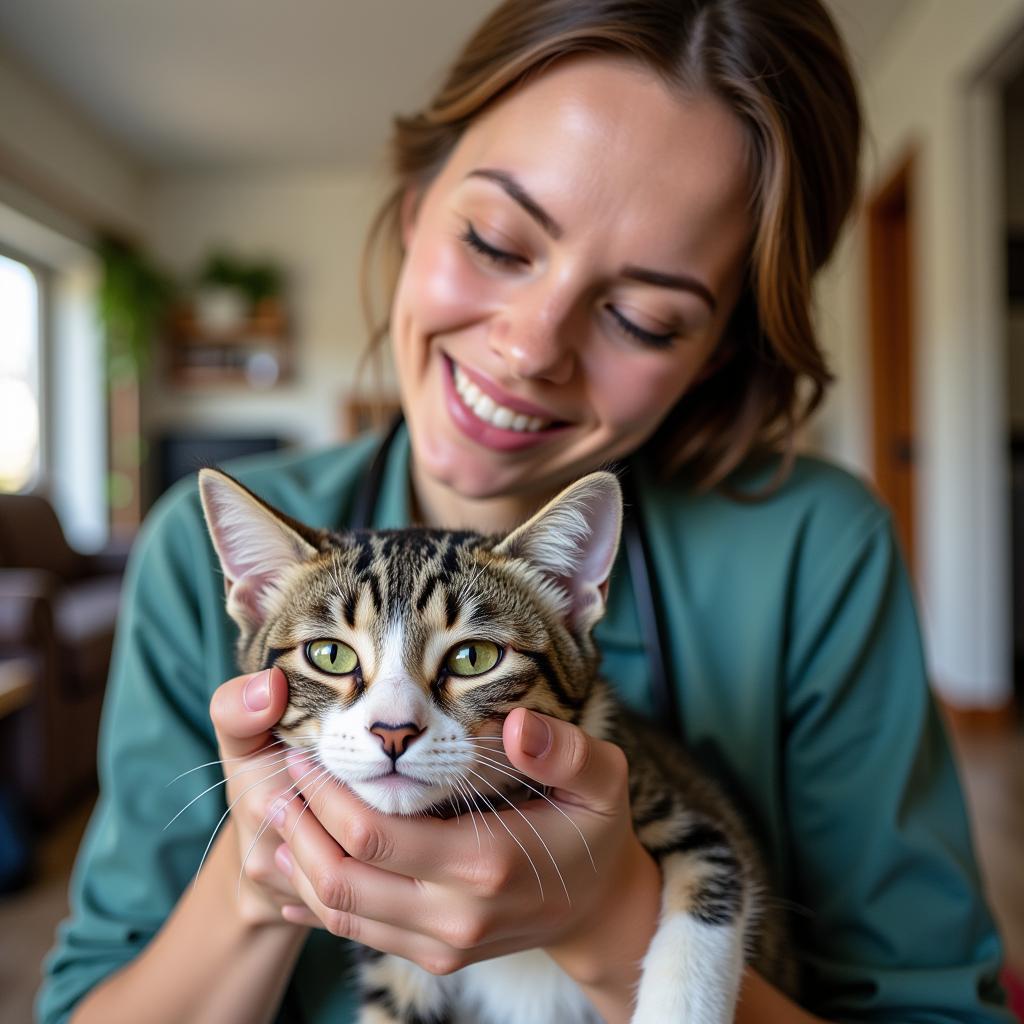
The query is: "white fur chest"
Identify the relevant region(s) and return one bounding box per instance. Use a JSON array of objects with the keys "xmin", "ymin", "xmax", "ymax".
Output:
[
  {"xmin": 448, "ymin": 949, "xmax": 600, "ymax": 1024},
  {"xmin": 377, "ymin": 948, "xmax": 599, "ymax": 1024}
]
